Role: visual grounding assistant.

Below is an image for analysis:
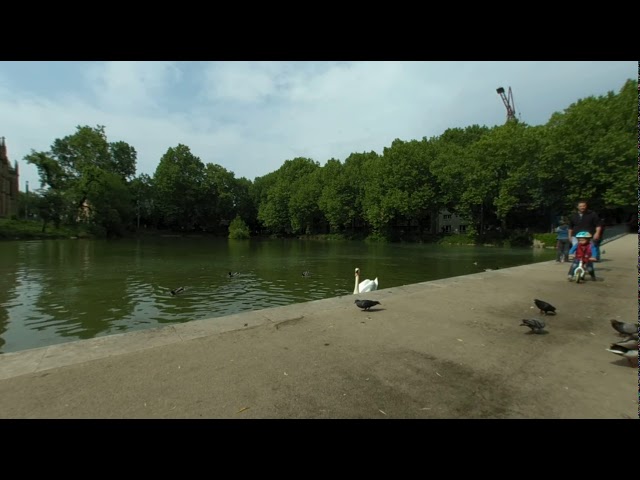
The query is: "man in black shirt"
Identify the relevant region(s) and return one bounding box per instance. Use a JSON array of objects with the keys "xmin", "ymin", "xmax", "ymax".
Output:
[{"xmin": 568, "ymin": 200, "xmax": 603, "ymax": 259}]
